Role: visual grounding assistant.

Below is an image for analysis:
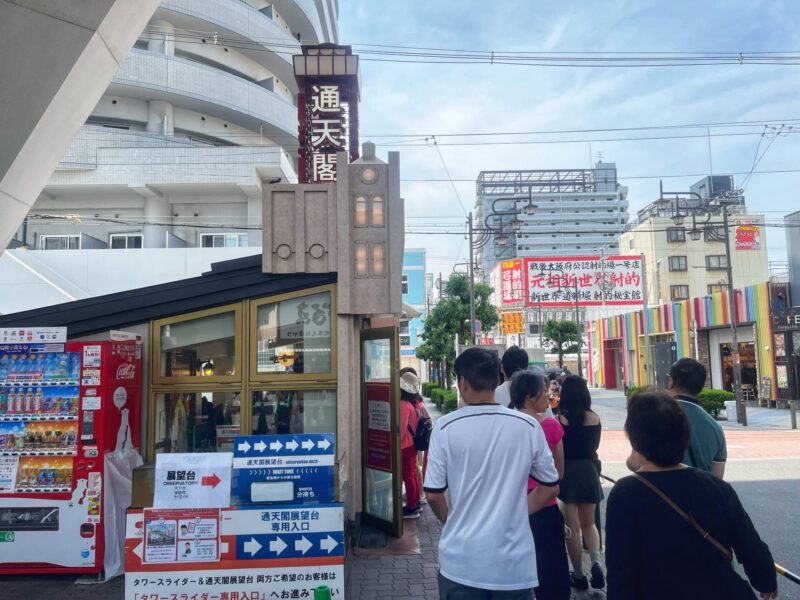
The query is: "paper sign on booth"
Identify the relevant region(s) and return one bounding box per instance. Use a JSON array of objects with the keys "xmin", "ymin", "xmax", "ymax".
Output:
[{"xmin": 154, "ymin": 453, "xmax": 232, "ymax": 508}]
